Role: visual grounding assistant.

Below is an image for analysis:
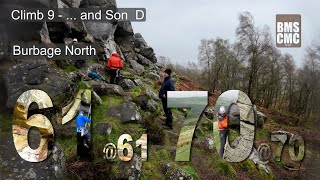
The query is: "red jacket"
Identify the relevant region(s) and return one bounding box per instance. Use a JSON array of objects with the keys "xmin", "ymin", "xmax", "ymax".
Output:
[{"xmin": 107, "ymin": 53, "xmax": 124, "ymax": 70}]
